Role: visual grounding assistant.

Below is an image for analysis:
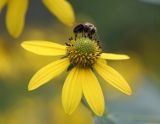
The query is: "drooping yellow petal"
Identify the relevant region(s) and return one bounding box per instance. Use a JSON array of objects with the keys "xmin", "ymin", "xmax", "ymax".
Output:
[
  {"xmin": 43, "ymin": 0, "xmax": 75, "ymax": 26},
  {"xmin": 100, "ymin": 53, "xmax": 130, "ymax": 60},
  {"xmin": 62, "ymin": 67, "xmax": 83, "ymax": 115},
  {"xmin": 82, "ymin": 69, "xmax": 104, "ymax": 116},
  {"xmin": 21, "ymin": 41, "xmax": 66, "ymax": 56},
  {"xmin": 94, "ymin": 61, "xmax": 132, "ymax": 95},
  {"xmin": 0, "ymin": 0, "xmax": 7, "ymax": 12},
  {"xmin": 6, "ymin": 0, "xmax": 28, "ymax": 38},
  {"xmin": 28, "ymin": 58, "xmax": 69, "ymax": 91}
]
